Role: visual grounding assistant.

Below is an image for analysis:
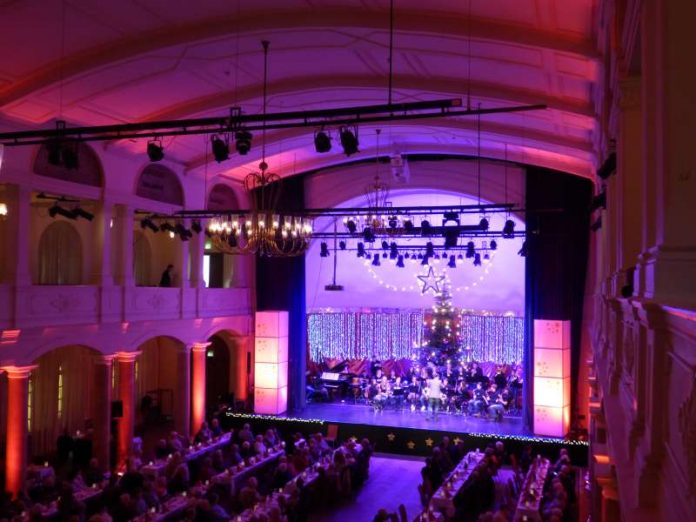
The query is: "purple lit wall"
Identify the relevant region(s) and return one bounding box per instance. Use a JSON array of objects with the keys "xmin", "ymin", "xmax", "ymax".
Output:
[{"xmin": 305, "ymin": 191, "xmax": 525, "ymax": 314}]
